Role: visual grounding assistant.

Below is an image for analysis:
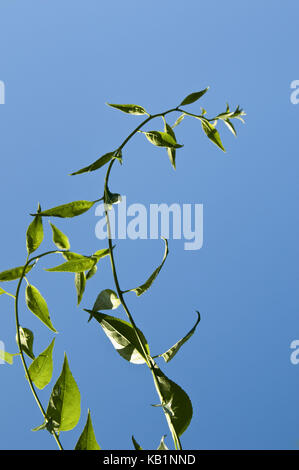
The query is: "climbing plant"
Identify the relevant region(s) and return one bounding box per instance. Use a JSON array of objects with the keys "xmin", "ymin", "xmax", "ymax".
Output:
[{"xmin": 0, "ymin": 89, "xmax": 245, "ymax": 450}]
